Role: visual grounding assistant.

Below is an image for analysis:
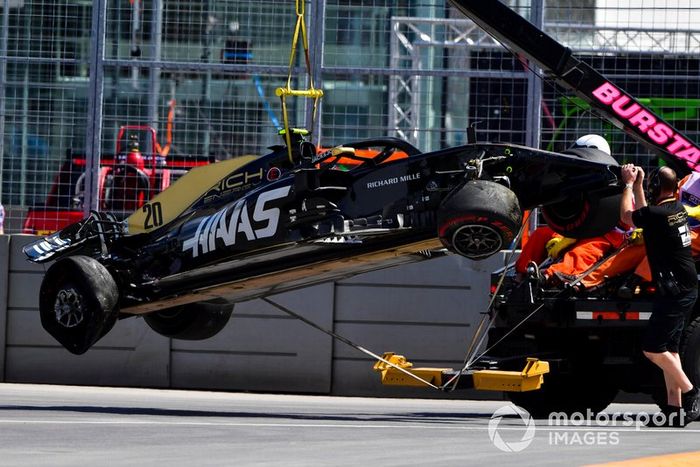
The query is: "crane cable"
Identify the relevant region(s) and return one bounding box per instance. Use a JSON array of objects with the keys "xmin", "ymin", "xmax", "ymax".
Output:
[
  {"xmin": 260, "ymin": 213, "xmax": 538, "ymax": 393},
  {"xmin": 260, "ymin": 213, "xmax": 562, "ymax": 393},
  {"xmin": 276, "ymin": 0, "xmax": 324, "ymax": 164},
  {"xmin": 442, "ymin": 223, "xmax": 633, "ymax": 392},
  {"xmin": 440, "ymin": 211, "xmax": 532, "ymax": 391},
  {"xmin": 262, "ymin": 297, "xmax": 440, "ymax": 390}
]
